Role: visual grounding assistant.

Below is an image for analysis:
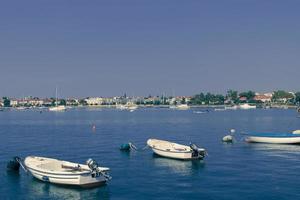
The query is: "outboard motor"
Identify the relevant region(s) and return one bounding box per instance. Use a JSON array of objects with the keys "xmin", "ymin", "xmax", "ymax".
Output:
[
  {"xmin": 86, "ymin": 158, "xmax": 112, "ymax": 180},
  {"xmin": 190, "ymin": 144, "xmax": 206, "ymax": 159},
  {"xmin": 86, "ymin": 158, "xmax": 100, "ymax": 178},
  {"xmin": 7, "ymin": 157, "xmax": 21, "ymax": 171}
]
